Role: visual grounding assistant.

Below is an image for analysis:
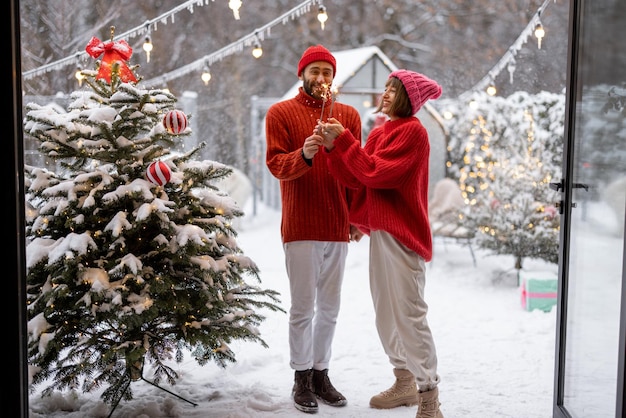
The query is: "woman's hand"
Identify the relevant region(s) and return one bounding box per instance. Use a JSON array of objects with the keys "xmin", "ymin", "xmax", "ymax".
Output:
[{"xmin": 314, "ymin": 117, "xmax": 345, "ymax": 151}]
